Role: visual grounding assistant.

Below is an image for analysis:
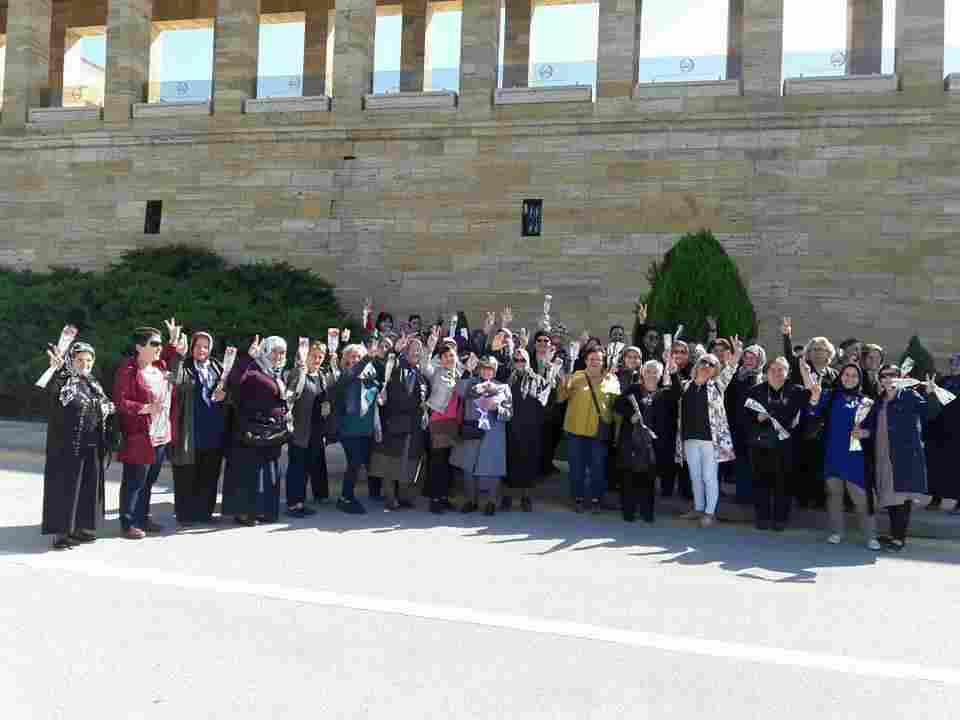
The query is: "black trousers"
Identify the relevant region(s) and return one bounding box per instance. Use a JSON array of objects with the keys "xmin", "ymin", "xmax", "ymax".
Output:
[
  {"xmin": 751, "ymin": 445, "xmax": 792, "ymax": 527},
  {"xmin": 659, "ymin": 460, "xmax": 693, "ymax": 500},
  {"xmin": 620, "ymin": 468, "xmax": 656, "ymax": 521},
  {"xmin": 541, "ymin": 403, "xmax": 566, "ymax": 475},
  {"xmin": 794, "ymin": 436, "xmax": 826, "ymax": 508},
  {"xmin": 887, "ymin": 500, "xmax": 913, "ymax": 542},
  {"xmin": 426, "ymin": 447, "xmax": 452, "ymax": 500},
  {"xmin": 172, "ymin": 448, "xmax": 223, "ymax": 522}
]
